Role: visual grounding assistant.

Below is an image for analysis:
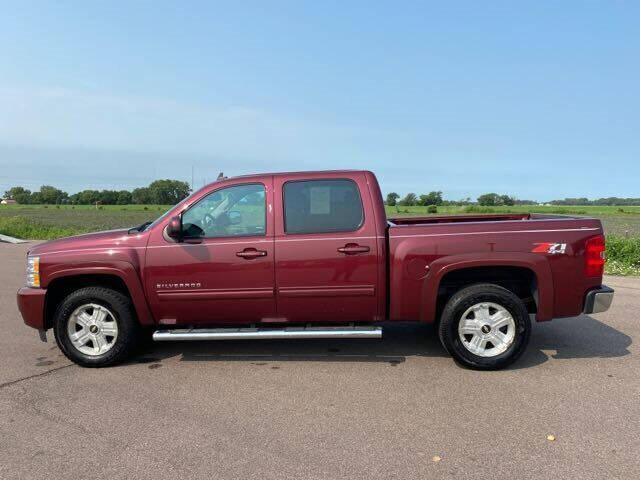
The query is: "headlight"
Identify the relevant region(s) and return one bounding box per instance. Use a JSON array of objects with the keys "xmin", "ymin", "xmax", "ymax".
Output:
[{"xmin": 26, "ymin": 256, "xmax": 40, "ymax": 288}]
